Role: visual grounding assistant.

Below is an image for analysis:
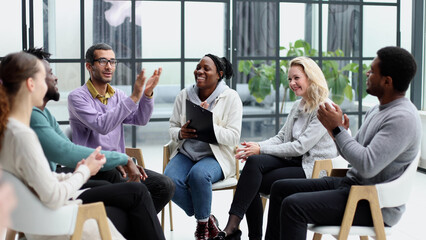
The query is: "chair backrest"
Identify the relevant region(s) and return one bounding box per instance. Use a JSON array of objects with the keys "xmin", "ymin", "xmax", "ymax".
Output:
[
  {"xmin": 2, "ymin": 170, "xmax": 79, "ymax": 236},
  {"xmin": 125, "ymin": 147, "xmax": 146, "ymax": 168},
  {"xmin": 376, "ymin": 151, "xmax": 420, "ymax": 208}
]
